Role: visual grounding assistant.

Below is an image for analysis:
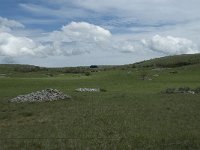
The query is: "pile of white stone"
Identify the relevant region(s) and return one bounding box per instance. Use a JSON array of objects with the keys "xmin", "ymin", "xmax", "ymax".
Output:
[
  {"xmin": 10, "ymin": 89, "xmax": 71, "ymax": 103},
  {"xmin": 75, "ymin": 88, "xmax": 100, "ymax": 92}
]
